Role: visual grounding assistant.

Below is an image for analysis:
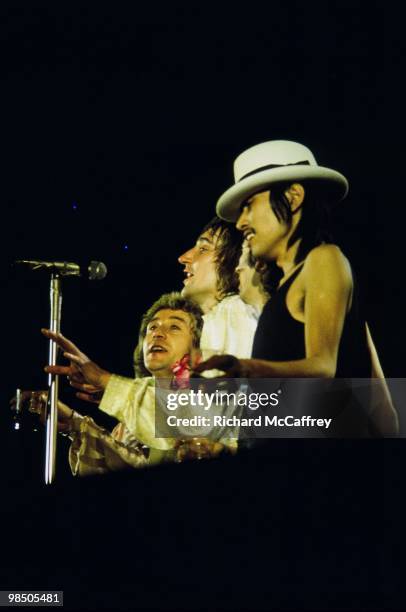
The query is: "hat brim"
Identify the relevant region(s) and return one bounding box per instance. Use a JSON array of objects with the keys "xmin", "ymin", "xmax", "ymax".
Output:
[{"xmin": 216, "ymin": 166, "xmax": 349, "ymax": 222}]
